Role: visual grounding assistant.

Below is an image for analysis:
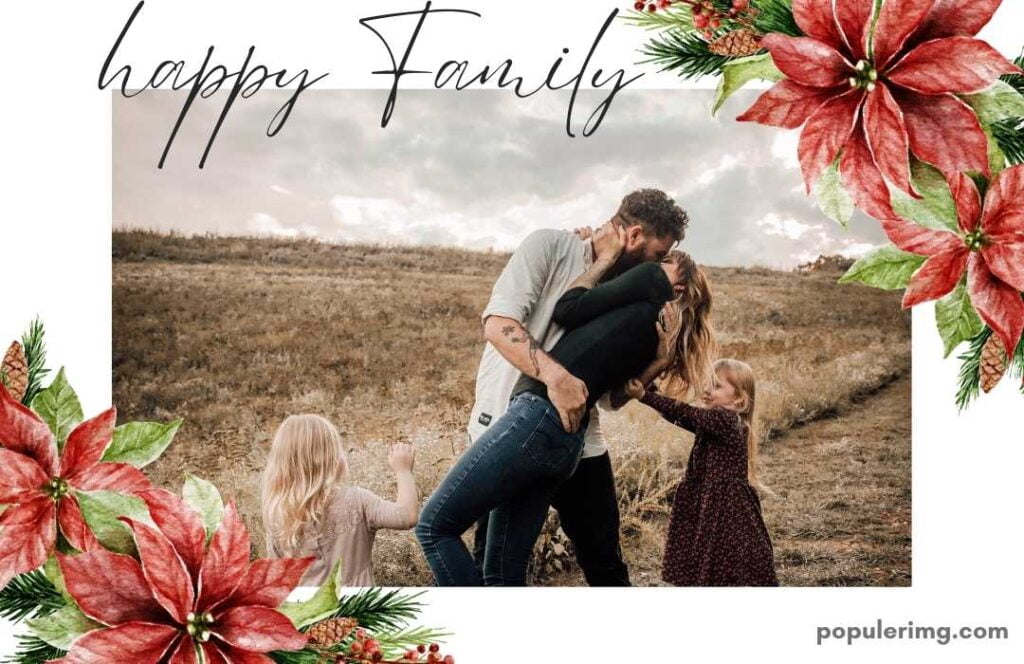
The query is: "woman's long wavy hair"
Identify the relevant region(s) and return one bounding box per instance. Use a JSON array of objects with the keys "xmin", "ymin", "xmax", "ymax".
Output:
[
  {"xmin": 261, "ymin": 414, "xmax": 348, "ymax": 556},
  {"xmin": 659, "ymin": 251, "xmax": 718, "ymax": 401}
]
